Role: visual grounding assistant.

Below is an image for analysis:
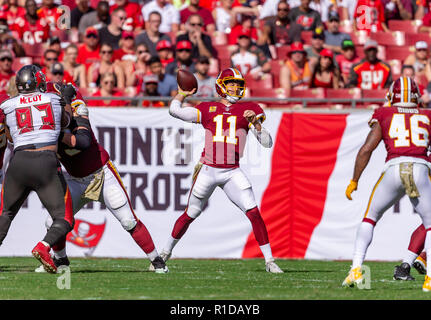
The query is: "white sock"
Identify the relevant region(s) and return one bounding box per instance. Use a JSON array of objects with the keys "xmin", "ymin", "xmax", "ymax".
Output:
[
  {"xmin": 147, "ymin": 249, "xmax": 159, "ymax": 262},
  {"xmin": 54, "ymin": 248, "xmax": 67, "ymax": 259},
  {"xmin": 41, "ymin": 241, "xmax": 50, "ymax": 248},
  {"xmin": 425, "ymin": 230, "xmax": 431, "ymax": 277},
  {"xmin": 259, "ymin": 243, "xmax": 274, "ymax": 263},
  {"xmin": 164, "ymin": 236, "xmax": 179, "ymax": 254},
  {"xmin": 402, "ymin": 250, "xmax": 418, "ymax": 267},
  {"xmin": 352, "ymin": 222, "xmax": 374, "ymax": 269}
]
